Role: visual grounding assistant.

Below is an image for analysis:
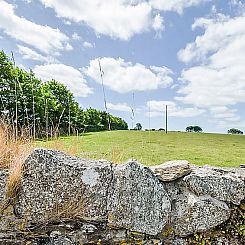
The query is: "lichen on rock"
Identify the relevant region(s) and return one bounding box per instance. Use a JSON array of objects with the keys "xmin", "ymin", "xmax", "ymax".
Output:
[
  {"xmin": 107, "ymin": 160, "xmax": 171, "ymax": 235},
  {"xmin": 0, "ymin": 148, "xmax": 244, "ymax": 244}
]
